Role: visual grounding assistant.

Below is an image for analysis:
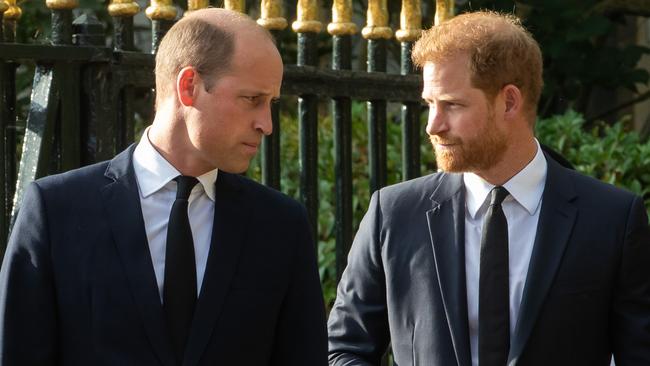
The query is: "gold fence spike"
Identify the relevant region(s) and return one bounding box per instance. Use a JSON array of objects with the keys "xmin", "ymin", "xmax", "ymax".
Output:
[
  {"xmin": 224, "ymin": 0, "xmax": 244, "ymax": 13},
  {"xmin": 145, "ymin": 0, "xmax": 176, "ymax": 20},
  {"xmin": 327, "ymin": 0, "xmax": 356, "ymax": 36},
  {"xmin": 361, "ymin": 0, "xmax": 392, "ymax": 40},
  {"xmin": 257, "ymin": 0, "xmax": 287, "ymax": 30},
  {"xmin": 291, "ymin": 0, "xmax": 321, "ymax": 33},
  {"xmin": 395, "ymin": 0, "xmax": 421, "ymax": 42},
  {"xmin": 46, "ymin": 0, "xmax": 77, "ymax": 10},
  {"xmin": 0, "ymin": 1, "xmax": 8, "ymax": 15},
  {"xmin": 186, "ymin": 0, "xmax": 208, "ymax": 13},
  {"xmin": 108, "ymin": 0, "xmax": 140, "ymax": 17},
  {"xmin": 435, "ymin": 0, "xmax": 454, "ymax": 25},
  {"xmin": 3, "ymin": 0, "xmax": 21, "ymax": 20}
]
